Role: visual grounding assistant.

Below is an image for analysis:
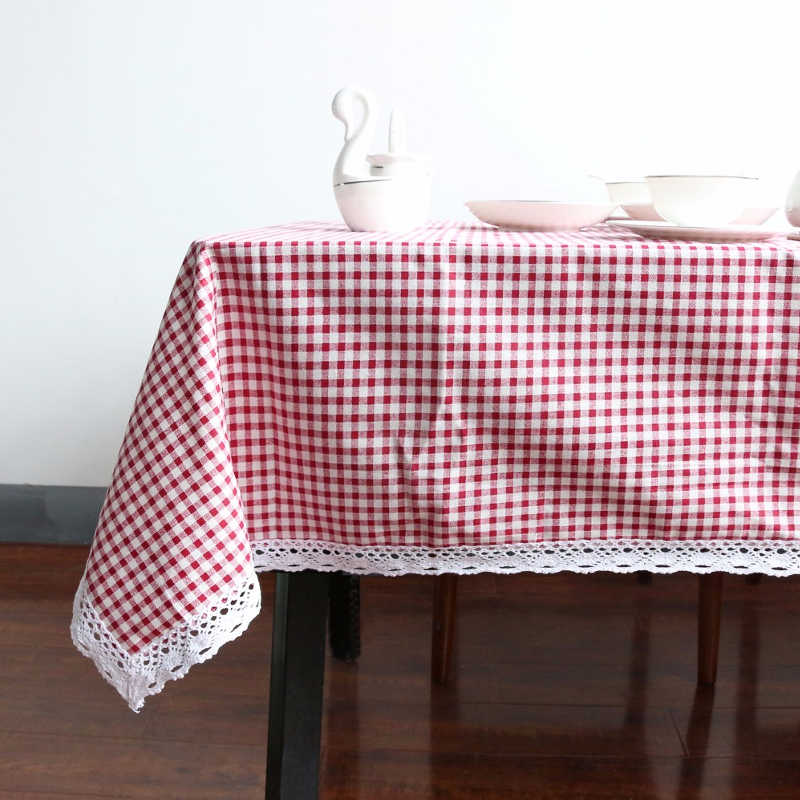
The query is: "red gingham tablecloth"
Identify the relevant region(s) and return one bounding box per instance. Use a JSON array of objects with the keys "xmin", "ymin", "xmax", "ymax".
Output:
[{"xmin": 72, "ymin": 221, "xmax": 800, "ymax": 709}]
